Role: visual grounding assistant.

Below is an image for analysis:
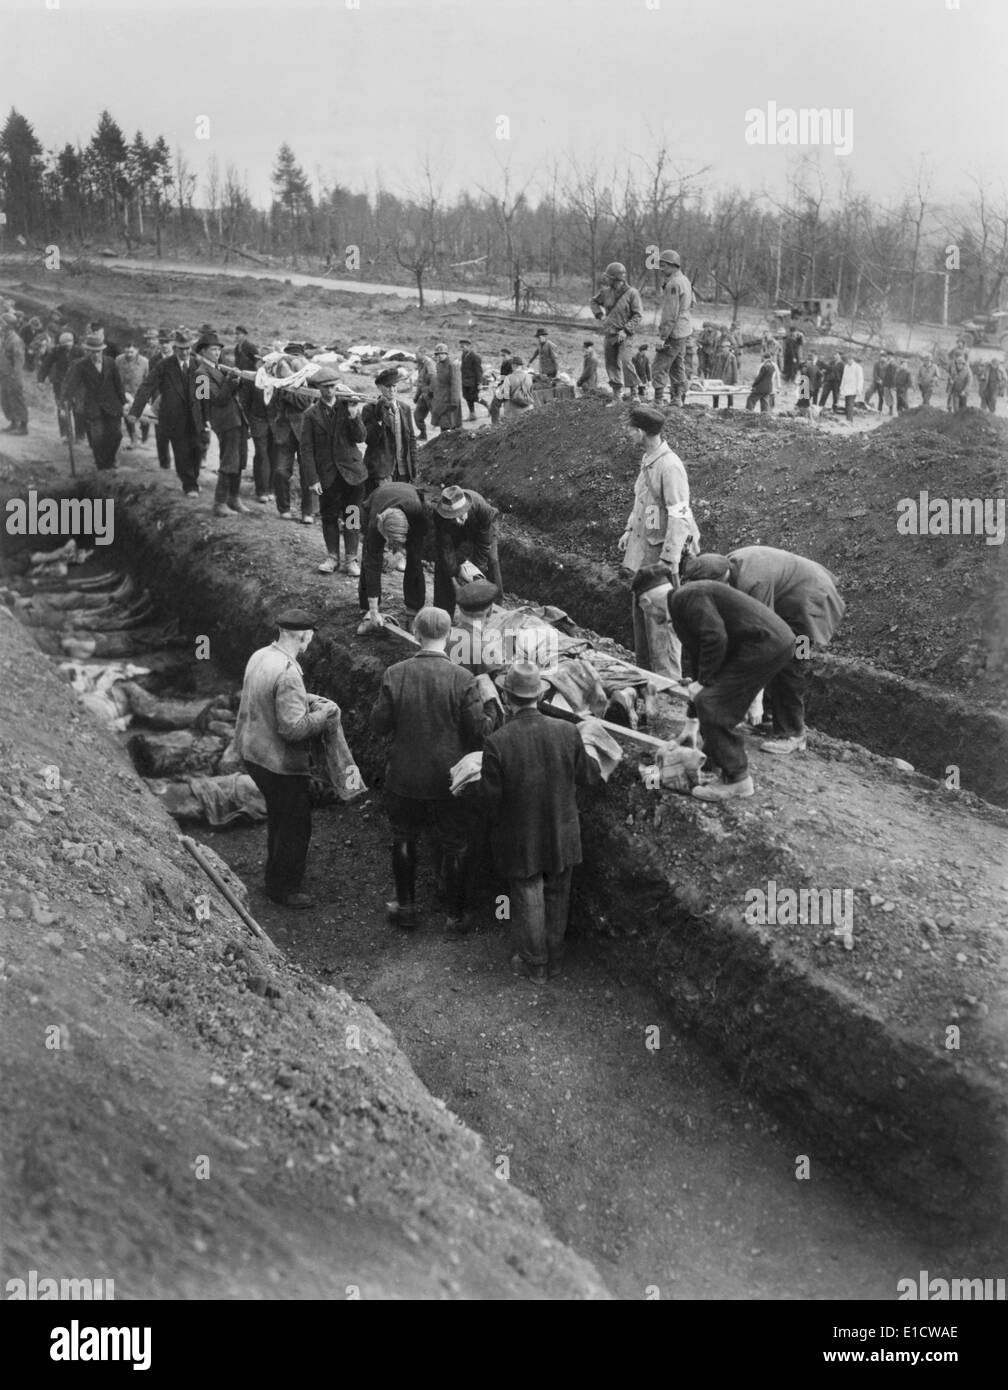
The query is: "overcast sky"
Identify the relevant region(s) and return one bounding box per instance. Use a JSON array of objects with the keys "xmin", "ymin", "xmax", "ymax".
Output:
[{"xmin": 2, "ymin": 0, "xmax": 1006, "ymax": 214}]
